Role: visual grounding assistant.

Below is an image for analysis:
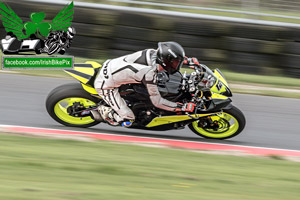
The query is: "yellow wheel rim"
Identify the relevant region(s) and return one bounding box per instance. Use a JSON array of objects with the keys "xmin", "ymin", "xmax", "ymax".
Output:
[
  {"xmin": 192, "ymin": 112, "xmax": 239, "ymax": 139},
  {"xmin": 54, "ymin": 97, "xmax": 96, "ymax": 125}
]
